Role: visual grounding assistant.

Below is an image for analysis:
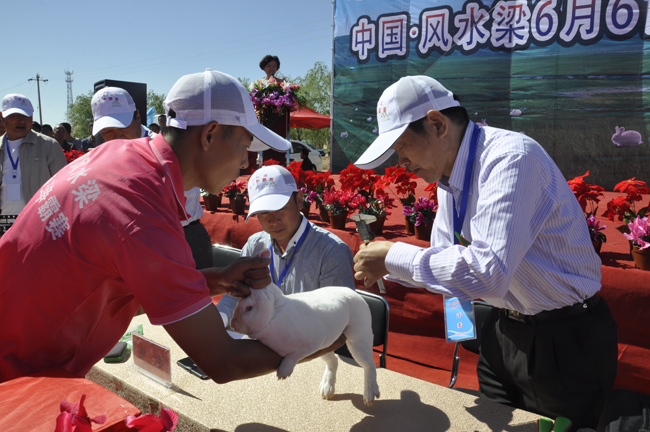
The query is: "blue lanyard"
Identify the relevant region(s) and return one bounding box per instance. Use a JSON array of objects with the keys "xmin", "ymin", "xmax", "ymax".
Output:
[
  {"xmin": 5, "ymin": 137, "xmax": 19, "ymax": 179},
  {"xmin": 452, "ymin": 123, "xmax": 480, "ymax": 245},
  {"xmin": 270, "ymin": 222, "xmax": 311, "ymax": 286}
]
